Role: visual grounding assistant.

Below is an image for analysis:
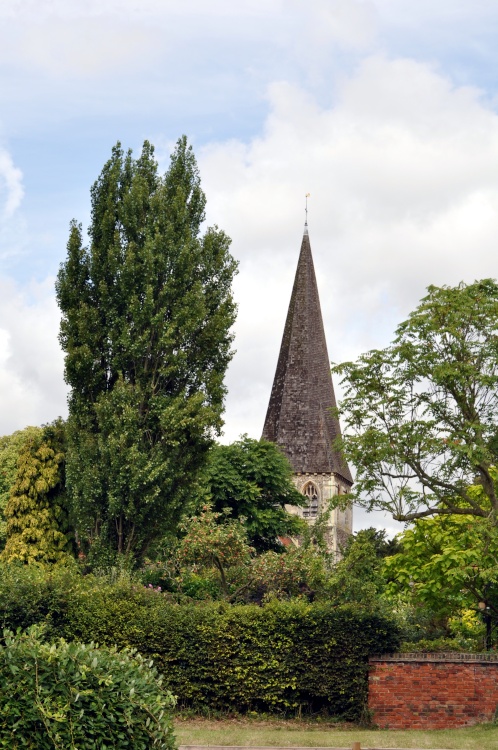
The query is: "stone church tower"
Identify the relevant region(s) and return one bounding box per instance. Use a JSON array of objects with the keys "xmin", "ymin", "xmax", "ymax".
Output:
[{"xmin": 262, "ymin": 222, "xmax": 353, "ymax": 554}]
